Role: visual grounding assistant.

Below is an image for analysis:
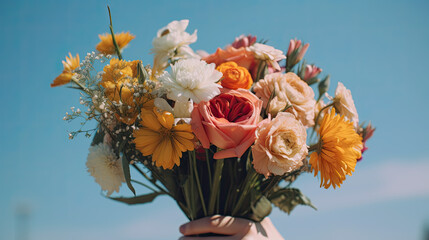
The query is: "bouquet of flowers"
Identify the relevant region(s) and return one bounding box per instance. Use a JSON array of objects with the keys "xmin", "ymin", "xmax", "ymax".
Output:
[{"xmin": 52, "ymin": 7, "xmax": 375, "ymax": 227}]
